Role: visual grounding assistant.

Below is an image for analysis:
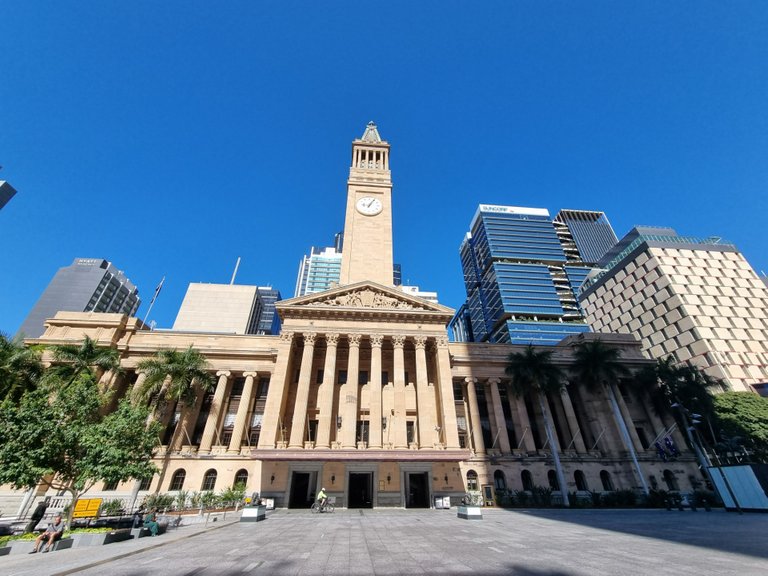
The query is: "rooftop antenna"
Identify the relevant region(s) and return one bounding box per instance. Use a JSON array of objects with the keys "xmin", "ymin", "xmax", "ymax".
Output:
[{"xmin": 230, "ymin": 257, "xmax": 241, "ymax": 285}]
